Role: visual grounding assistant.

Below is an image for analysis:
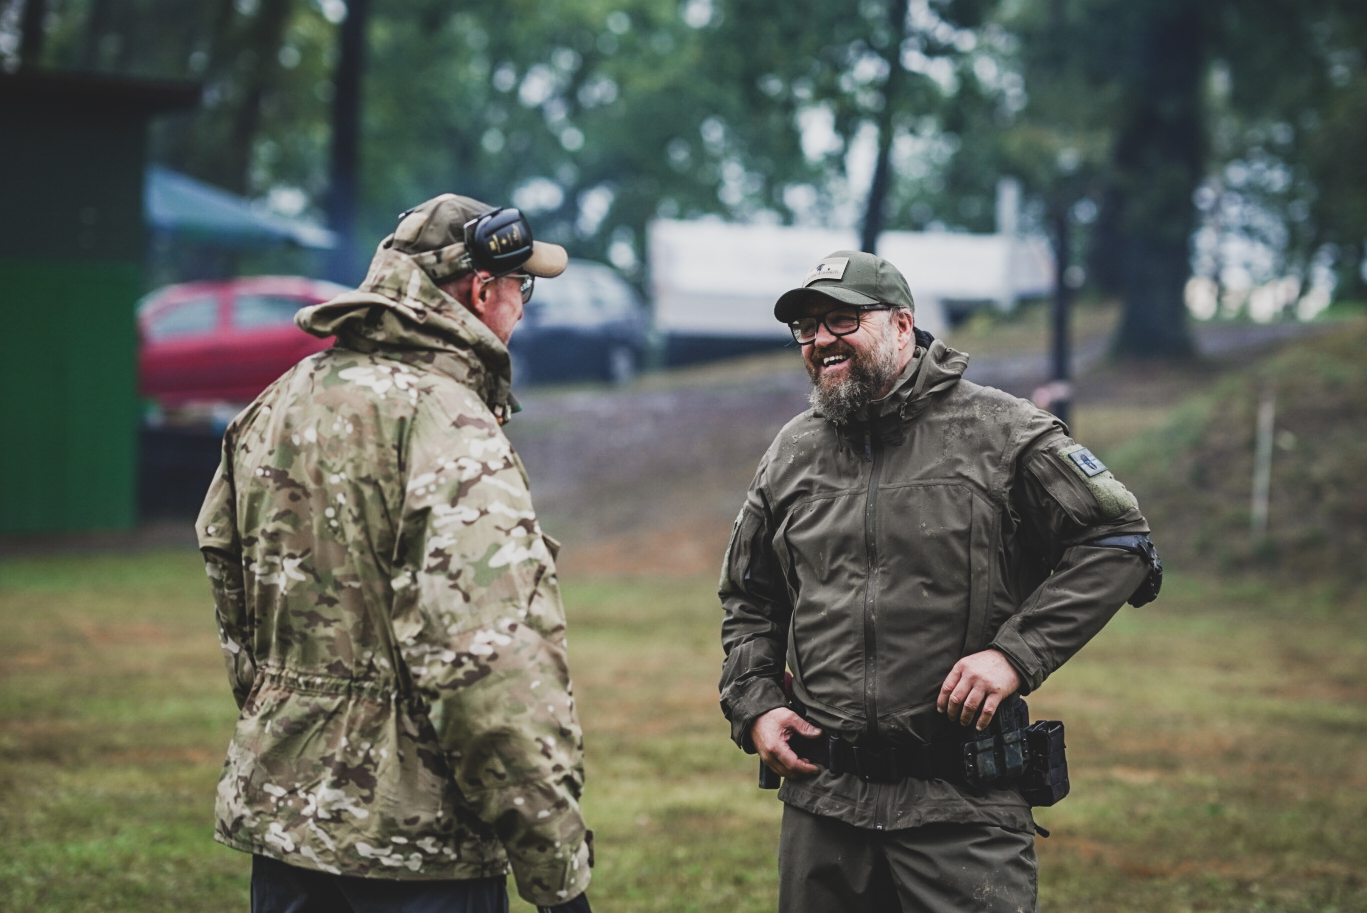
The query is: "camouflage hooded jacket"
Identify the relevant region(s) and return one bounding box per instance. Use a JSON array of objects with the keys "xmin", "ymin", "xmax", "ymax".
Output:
[{"xmin": 195, "ymin": 243, "xmax": 591, "ymax": 904}]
